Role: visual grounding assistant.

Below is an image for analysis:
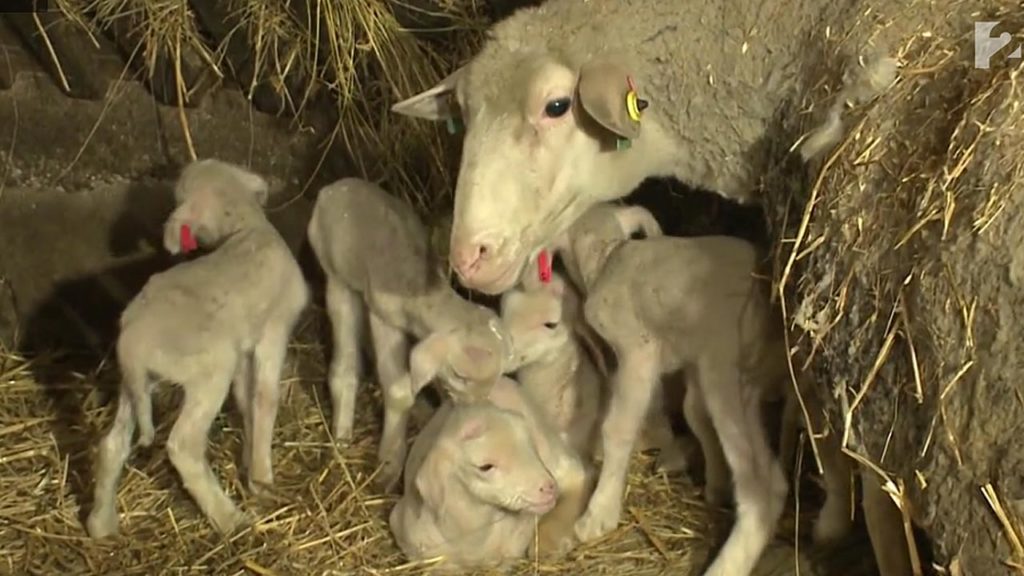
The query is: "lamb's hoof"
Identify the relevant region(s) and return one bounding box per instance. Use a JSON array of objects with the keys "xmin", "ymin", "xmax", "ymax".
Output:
[
  {"xmin": 654, "ymin": 444, "xmax": 692, "ymax": 475},
  {"xmin": 332, "ymin": 426, "xmax": 354, "ymax": 447},
  {"xmin": 375, "ymin": 461, "xmax": 403, "ymax": 494},
  {"xmin": 812, "ymin": 508, "xmax": 853, "ymax": 545},
  {"xmin": 137, "ymin": 429, "xmax": 155, "ymax": 448},
  {"xmin": 85, "ymin": 508, "xmax": 120, "ymax": 539},
  {"xmin": 573, "ymin": 507, "xmax": 619, "ymax": 543},
  {"xmin": 211, "ymin": 507, "xmax": 255, "ymax": 536}
]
